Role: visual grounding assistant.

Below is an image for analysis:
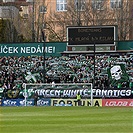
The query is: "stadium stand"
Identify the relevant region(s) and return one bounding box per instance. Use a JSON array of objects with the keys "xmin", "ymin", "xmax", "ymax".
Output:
[{"xmin": 0, "ymin": 53, "xmax": 133, "ymax": 91}]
